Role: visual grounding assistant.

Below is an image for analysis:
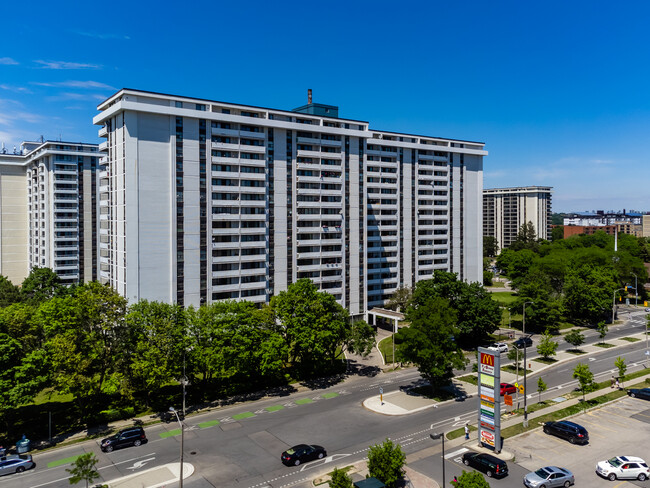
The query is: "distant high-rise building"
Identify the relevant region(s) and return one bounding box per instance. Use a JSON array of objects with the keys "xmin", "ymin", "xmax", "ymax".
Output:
[
  {"xmin": 483, "ymin": 186, "xmax": 552, "ymax": 249},
  {"xmin": 0, "ymin": 141, "xmax": 99, "ymax": 285},
  {"xmin": 94, "ymin": 89, "xmax": 486, "ymax": 314}
]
